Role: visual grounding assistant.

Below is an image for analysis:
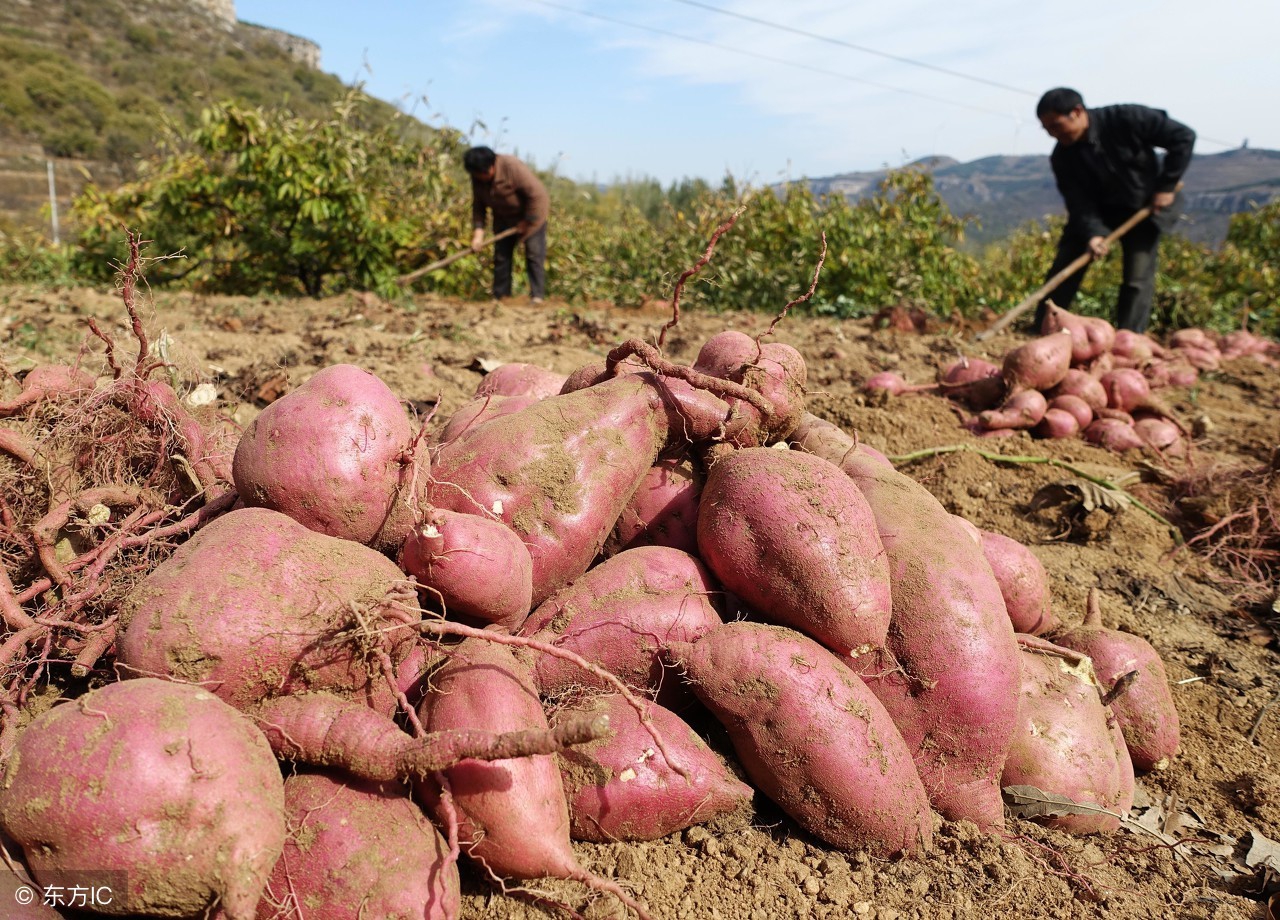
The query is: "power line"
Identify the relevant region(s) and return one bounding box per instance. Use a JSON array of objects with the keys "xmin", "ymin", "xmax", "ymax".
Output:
[
  {"xmin": 522, "ymin": 0, "xmax": 1021, "ymax": 121},
  {"xmin": 666, "ymin": 0, "xmax": 1035, "ymax": 97}
]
